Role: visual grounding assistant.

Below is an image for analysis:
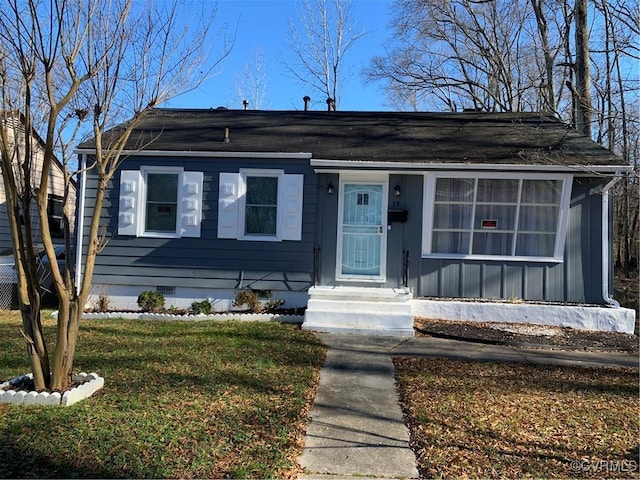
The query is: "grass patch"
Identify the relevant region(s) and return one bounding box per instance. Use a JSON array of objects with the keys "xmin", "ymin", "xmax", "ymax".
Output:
[
  {"xmin": 0, "ymin": 311, "xmax": 326, "ymax": 479},
  {"xmin": 394, "ymin": 358, "xmax": 639, "ymax": 479}
]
